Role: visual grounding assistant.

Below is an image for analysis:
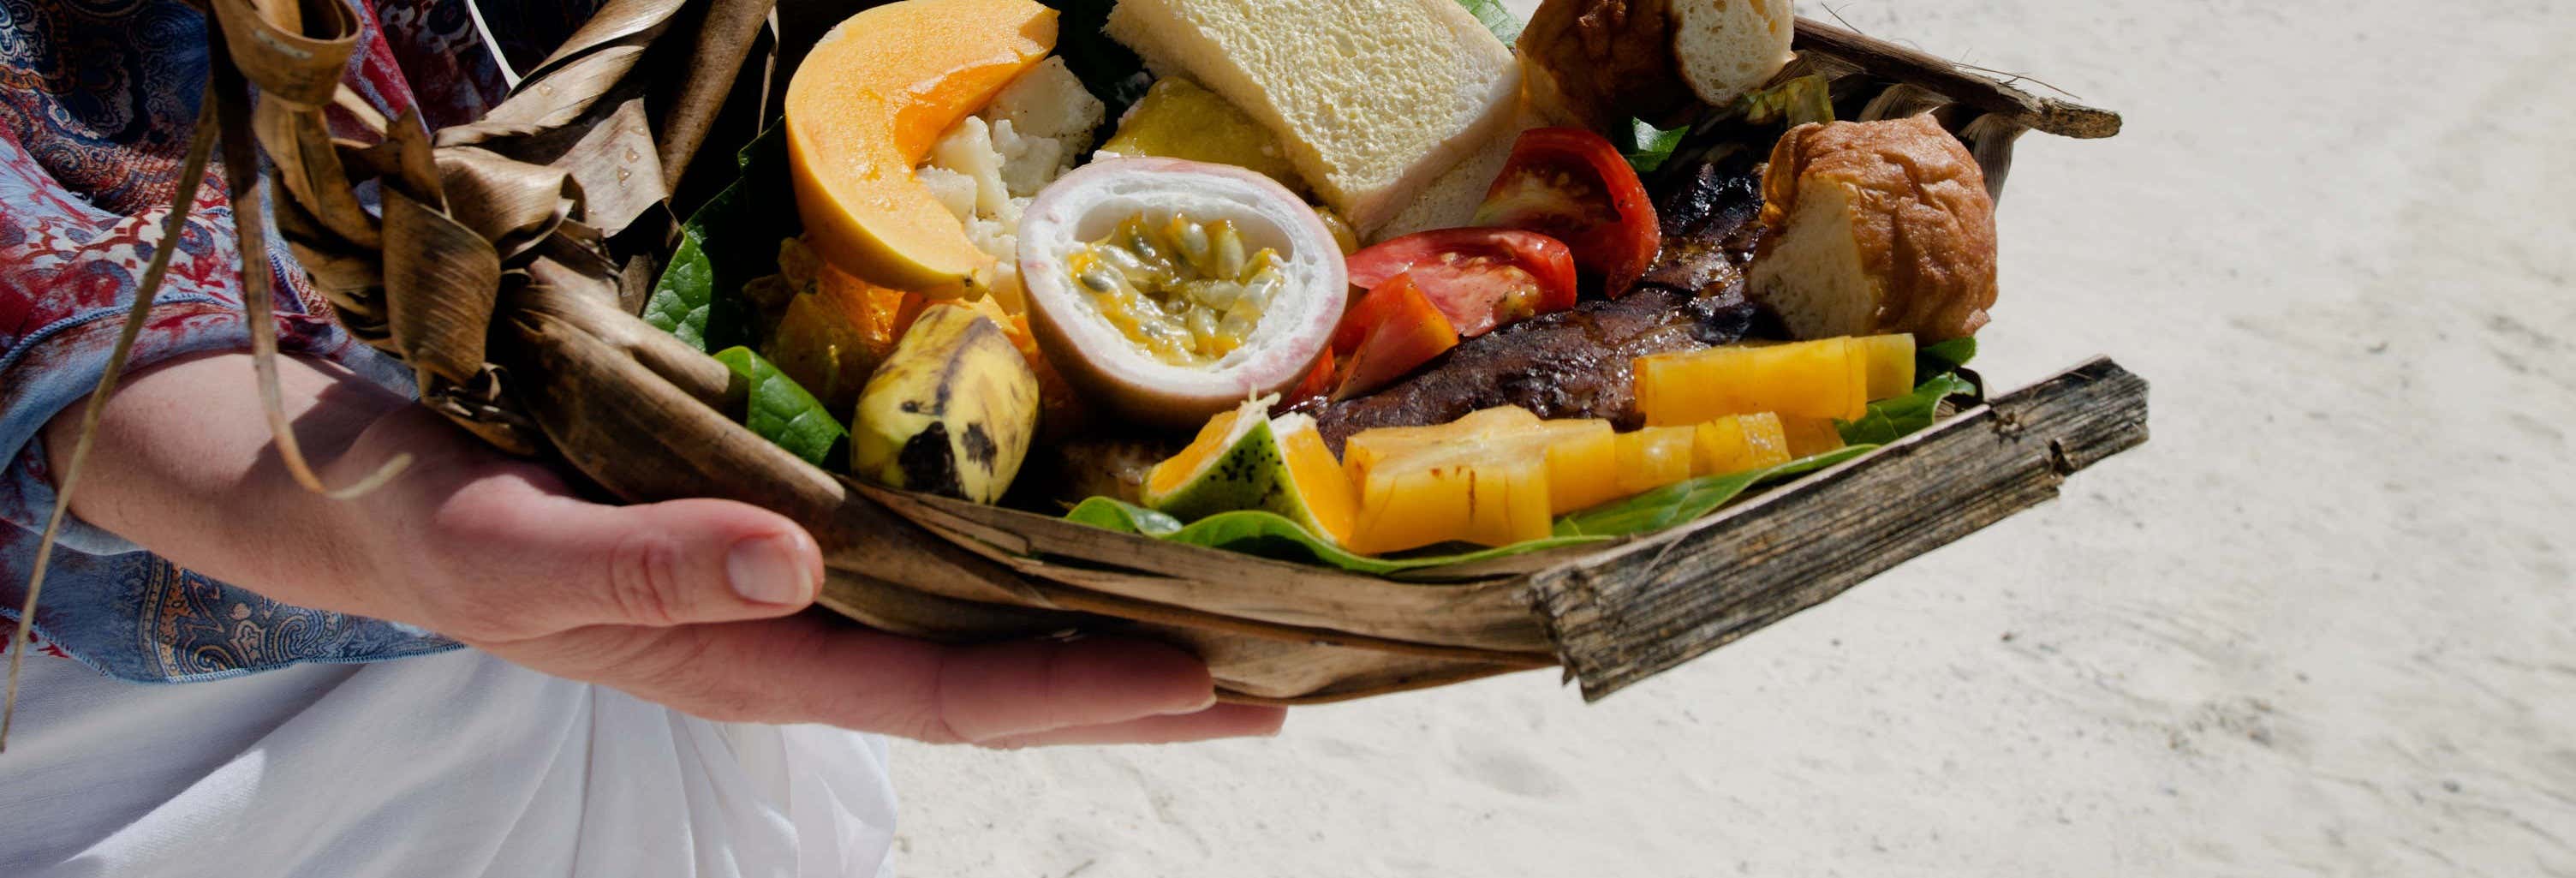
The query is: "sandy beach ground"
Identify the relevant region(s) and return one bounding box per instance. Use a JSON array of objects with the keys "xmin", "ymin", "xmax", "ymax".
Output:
[{"xmin": 892, "ymin": 1, "xmax": 2576, "ymax": 874}]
